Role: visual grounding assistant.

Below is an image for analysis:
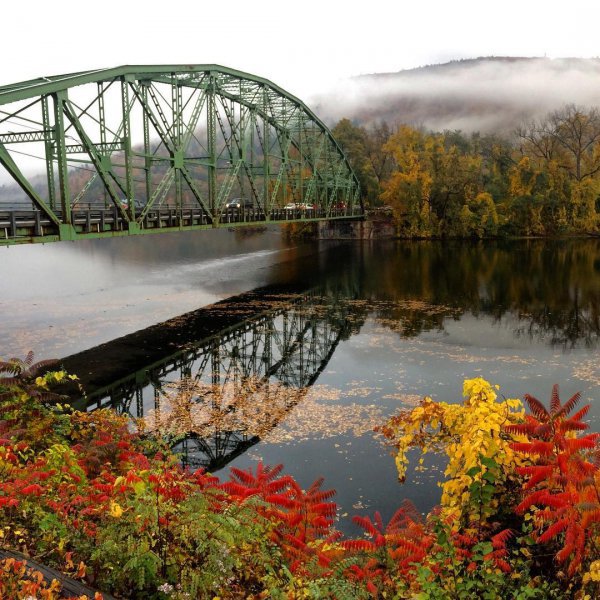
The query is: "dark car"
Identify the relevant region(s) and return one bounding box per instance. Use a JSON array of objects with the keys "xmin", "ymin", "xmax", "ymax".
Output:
[{"xmin": 225, "ymin": 198, "xmax": 254, "ymax": 210}]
